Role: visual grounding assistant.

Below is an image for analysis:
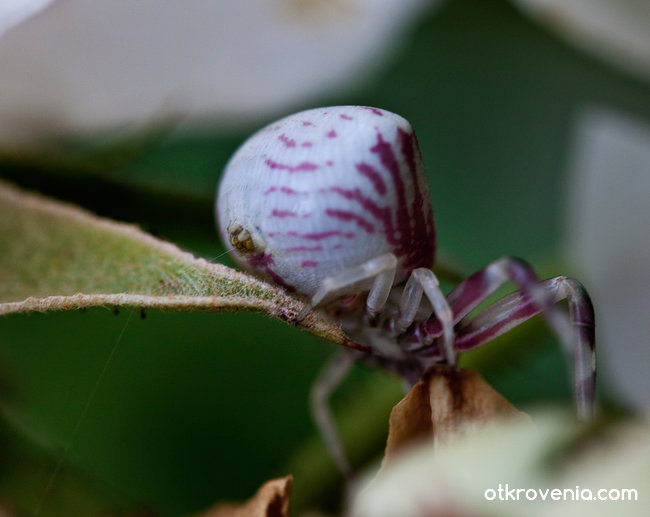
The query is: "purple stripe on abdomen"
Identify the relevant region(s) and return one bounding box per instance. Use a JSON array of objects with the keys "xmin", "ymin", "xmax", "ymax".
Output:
[
  {"xmin": 325, "ymin": 209, "xmax": 376, "ymax": 233},
  {"xmin": 265, "ymin": 159, "xmax": 319, "ymax": 173},
  {"xmin": 270, "ymin": 209, "xmax": 299, "ymax": 218},
  {"xmin": 356, "ymin": 162, "xmax": 387, "ymax": 196}
]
